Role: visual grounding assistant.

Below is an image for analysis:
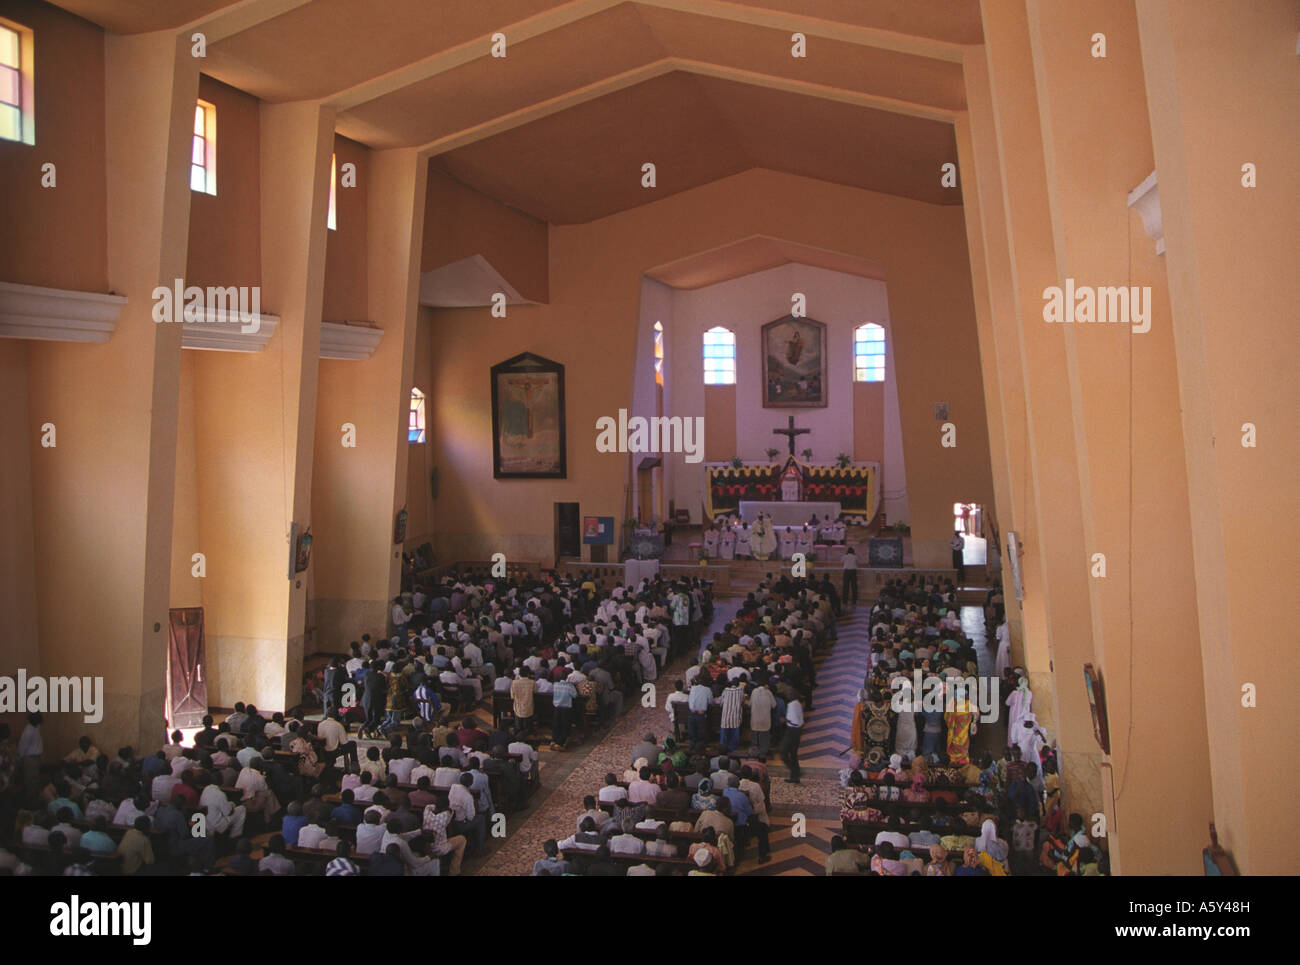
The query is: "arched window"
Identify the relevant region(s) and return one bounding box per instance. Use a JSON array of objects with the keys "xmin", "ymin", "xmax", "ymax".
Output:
[
  {"xmin": 653, "ymin": 320, "xmax": 664, "ymax": 387},
  {"xmin": 853, "ymin": 323, "xmax": 885, "ymax": 382},
  {"xmin": 703, "ymin": 326, "xmax": 736, "ymax": 385},
  {"xmin": 190, "ymin": 99, "xmax": 217, "ymax": 195},
  {"xmin": 327, "ymin": 152, "xmax": 337, "ymax": 230},
  {"xmin": 408, "ymin": 387, "xmax": 426, "ymax": 443}
]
